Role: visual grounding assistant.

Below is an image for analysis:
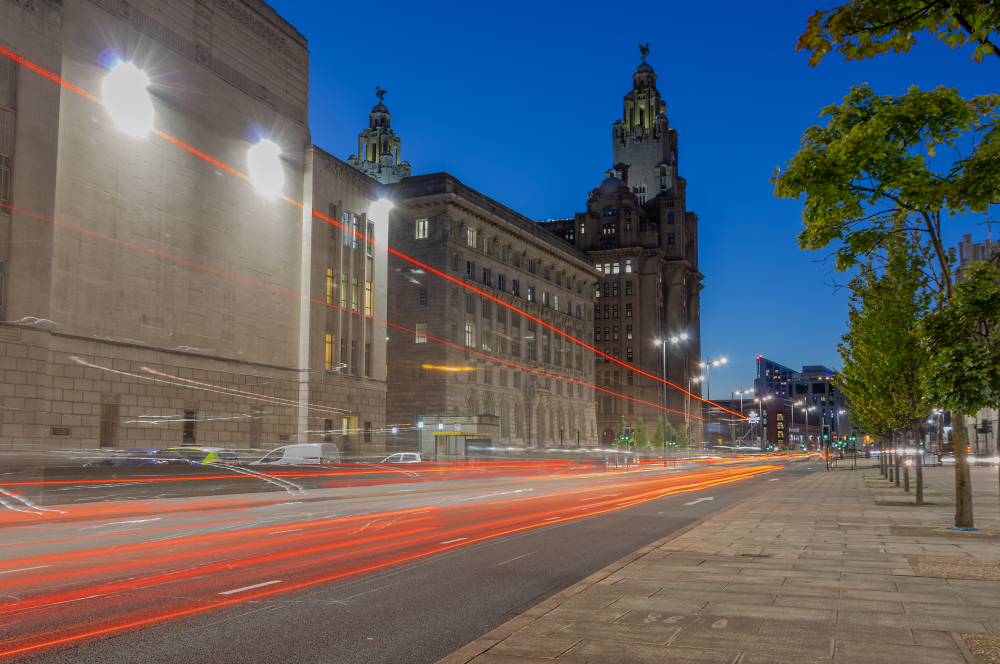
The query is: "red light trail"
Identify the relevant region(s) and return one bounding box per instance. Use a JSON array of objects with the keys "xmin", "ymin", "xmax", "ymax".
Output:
[{"xmin": 0, "ymin": 462, "xmax": 778, "ymax": 659}]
